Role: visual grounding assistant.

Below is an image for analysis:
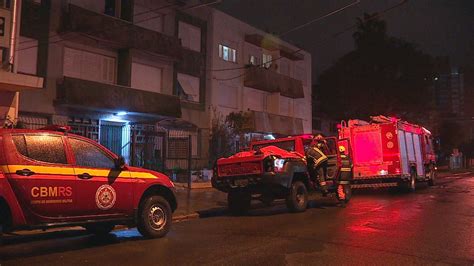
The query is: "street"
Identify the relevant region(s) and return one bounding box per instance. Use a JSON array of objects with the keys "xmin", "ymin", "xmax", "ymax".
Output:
[{"xmin": 1, "ymin": 172, "xmax": 473, "ymax": 265}]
